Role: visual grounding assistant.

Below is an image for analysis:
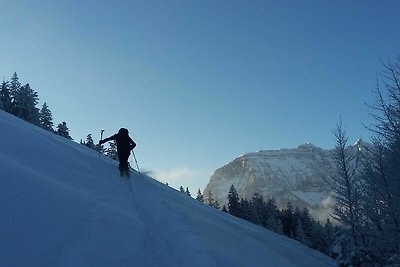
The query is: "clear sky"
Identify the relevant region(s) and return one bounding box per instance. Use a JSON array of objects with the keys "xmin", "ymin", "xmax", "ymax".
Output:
[{"xmin": 1, "ymin": 0, "xmax": 399, "ymax": 192}]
